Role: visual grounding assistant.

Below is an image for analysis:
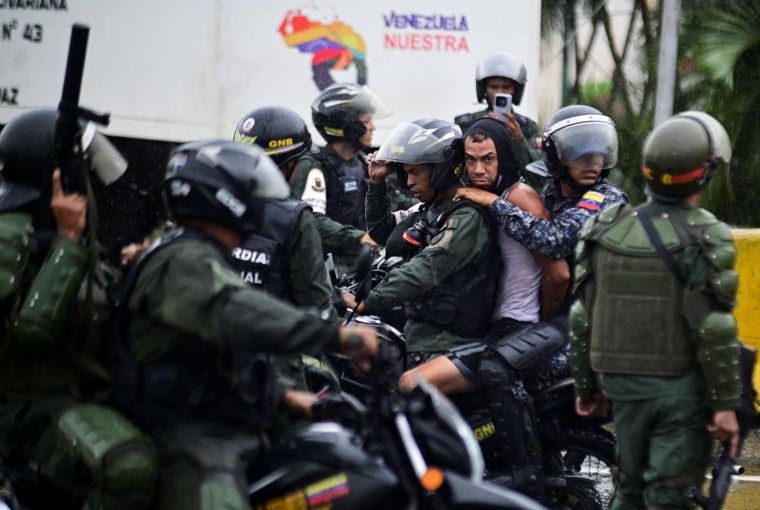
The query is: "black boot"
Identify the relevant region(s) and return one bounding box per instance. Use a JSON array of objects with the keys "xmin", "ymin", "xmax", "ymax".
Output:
[{"xmin": 478, "ymin": 356, "xmax": 545, "ymax": 500}]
